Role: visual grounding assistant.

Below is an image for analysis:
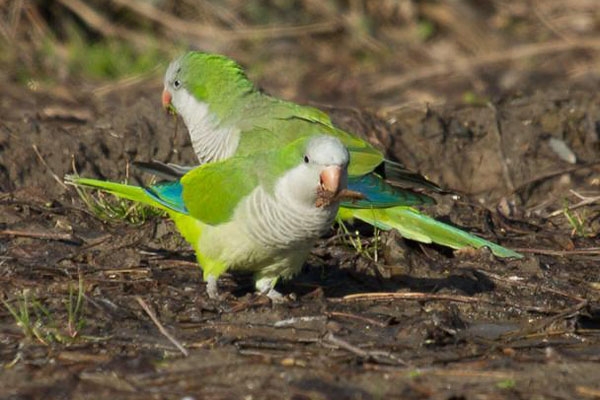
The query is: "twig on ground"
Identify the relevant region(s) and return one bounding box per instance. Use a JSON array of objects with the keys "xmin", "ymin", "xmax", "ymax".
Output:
[
  {"xmin": 476, "ymin": 269, "xmax": 586, "ymax": 303},
  {"xmin": 516, "ymin": 161, "xmax": 600, "ymax": 202},
  {"xmin": 339, "ymin": 292, "xmax": 481, "ymax": 303},
  {"xmin": 0, "ymin": 229, "xmax": 80, "ymax": 243},
  {"xmin": 323, "ymin": 332, "xmax": 407, "ymax": 366},
  {"xmin": 512, "ymin": 247, "xmax": 600, "ymax": 257},
  {"xmin": 149, "ymin": 259, "xmax": 199, "ymax": 269},
  {"xmin": 547, "ymin": 189, "xmax": 600, "ymax": 218},
  {"xmin": 500, "ymin": 300, "xmax": 588, "ymax": 341},
  {"xmin": 338, "ymin": 290, "xmax": 569, "ymax": 314},
  {"xmin": 135, "ymin": 296, "xmax": 188, "ymax": 357},
  {"xmin": 327, "ymin": 311, "xmax": 389, "ymax": 327}
]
